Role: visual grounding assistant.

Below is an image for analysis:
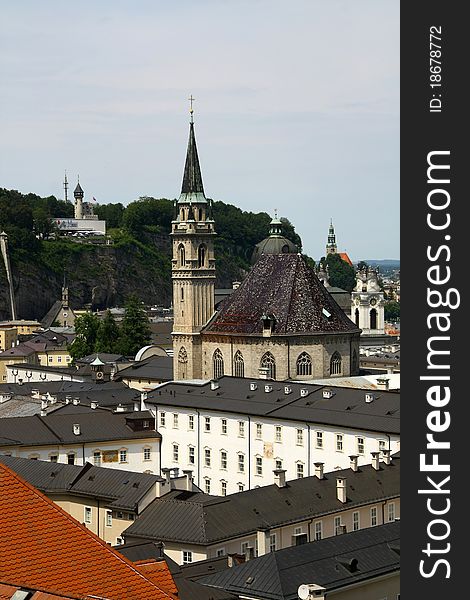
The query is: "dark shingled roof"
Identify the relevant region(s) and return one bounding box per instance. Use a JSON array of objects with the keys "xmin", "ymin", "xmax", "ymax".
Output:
[
  {"xmin": 180, "ymin": 121, "xmax": 205, "ymax": 198},
  {"xmin": 203, "ymin": 254, "xmax": 359, "ymax": 336},
  {"xmin": 146, "ymin": 377, "xmax": 400, "ymax": 435},
  {"xmin": 199, "ymin": 521, "xmax": 400, "ymax": 599},
  {"xmin": 116, "ymin": 355, "xmax": 174, "ymax": 382},
  {"xmin": 41, "ymin": 300, "xmax": 63, "ymax": 329},
  {"xmin": 123, "ymin": 457, "xmax": 399, "ymax": 545},
  {"xmin": 0, "ymin": 410, "xmax": 160, "ymax": 447},
  {"xmin": 0, "ymin": 456, "xmax": 161, "ymax": 511}
]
